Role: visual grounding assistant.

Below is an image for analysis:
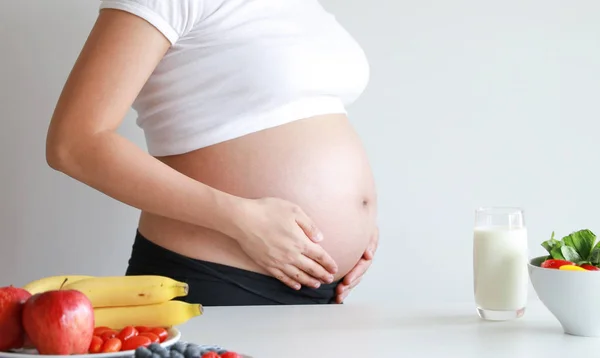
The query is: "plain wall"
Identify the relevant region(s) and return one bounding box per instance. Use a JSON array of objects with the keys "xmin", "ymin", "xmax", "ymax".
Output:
[{"xmin": 1, "ymin": 0, "xmax": 599, "ymax": 305}]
